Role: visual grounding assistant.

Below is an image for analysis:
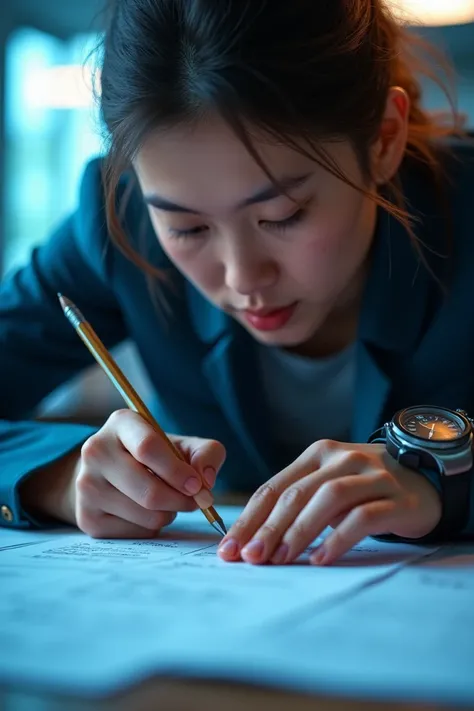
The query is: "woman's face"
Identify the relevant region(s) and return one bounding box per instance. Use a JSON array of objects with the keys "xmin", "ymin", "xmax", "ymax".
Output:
[{"xmin": 135, "ymin": 115, "xmax": 377, "ymax": 354}]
